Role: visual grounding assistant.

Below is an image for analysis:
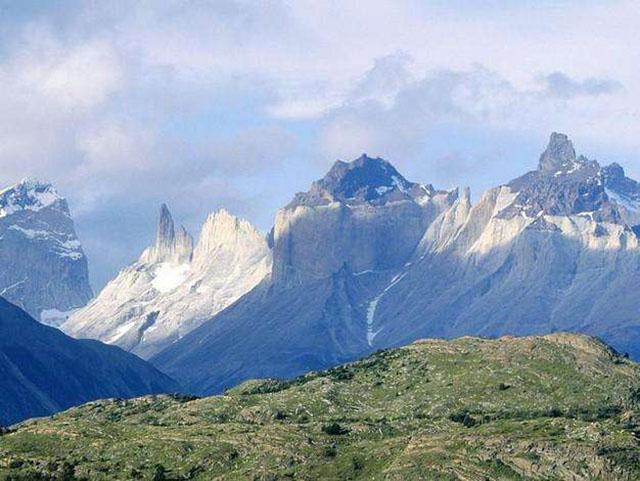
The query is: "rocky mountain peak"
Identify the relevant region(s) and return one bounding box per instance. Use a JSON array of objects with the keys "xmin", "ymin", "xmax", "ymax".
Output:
[
  {"xmin": 288, "ymin": 154, "xmax": 421, "ymax": 208},
  {"xmin": 201, "ymin": 209, "xmax": 247, "ymax": 238},
  {"xmin": 538, "ymin": 132, "xmax": 579, "ymax": 173},
  {"xmin": 501, "ymin": 133, "xmax": 622, "ymax": 222},
  {"xmin": 0, "ymin": 178, "xmax": 66, "ymax": 218},
  {"xmin": 273, "ymin": 154, "xmax": 457, "ymax": 283},
  {"xmin": 0, "ymin": 178, "xmax": 92, "ymax": 323},
  {"xmin": 194, "ymin": 209, "xmax": 265, "ymax": 260},
  {"xmin": 174, "ymin": 225, "xmax": 194, "ymax": 263},
  {"xmin": 320, "ymin": 154, "xmax": 413, "ymax": 202},
  {"xmin": 603, "ymin": 162, "xmax": 626, "ymax": 181},
  {"xmin": 156, "ymin": 204, "xmax": 175, "ymax": 249},
  {"xmin": 601, "ymin": 163, "xmax": 640, "ymax": 225}
]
